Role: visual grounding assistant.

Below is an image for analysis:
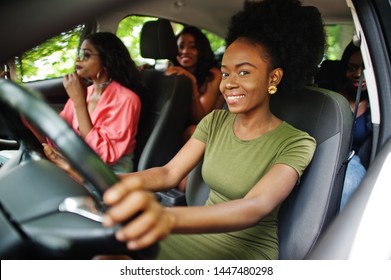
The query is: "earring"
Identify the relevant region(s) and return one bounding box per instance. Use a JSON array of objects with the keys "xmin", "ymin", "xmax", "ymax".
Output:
[{"xmin": 268, "ymin": 85, "xmax": 277, "ymax": 95}]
